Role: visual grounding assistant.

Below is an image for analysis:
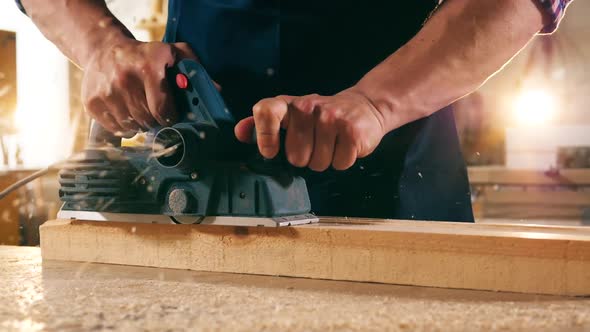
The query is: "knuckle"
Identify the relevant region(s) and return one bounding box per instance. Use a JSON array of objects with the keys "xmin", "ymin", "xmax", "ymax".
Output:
[
  {"xmin": 252, "ymin": 103, "xmax": 268, "ymax": 119},
  {"xmin": 83, "ymin": 95, "xmax": 102, "ymax": 111},
  {"xmin": 291, "ymin": 97, "xmax": 315, "ymax": 114},
  {"xmin": 157, "ymin": 43, "xmax": 176, "ymax": 63},
  {"xmin": 305, "ymin": 93, "xmax": 321, "ymax": 102},
  {"xmin": 253, "ymin": 101, "xmax": 280, "ymax": 123},
  {"xmin": 317, "ymin": 106, "xmax": 339, "ymax": 125},
  {"xmin": 252, "ymin": 98, "xmax": 273, "ymax": 112}
]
